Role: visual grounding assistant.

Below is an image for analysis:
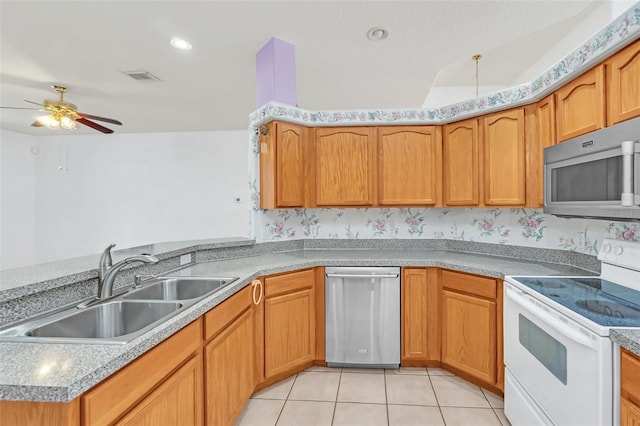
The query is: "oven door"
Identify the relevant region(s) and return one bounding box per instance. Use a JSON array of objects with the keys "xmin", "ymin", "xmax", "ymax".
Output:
[{"xmin": 504, "ymin": 282, "xmax": 612, "ymax": 426}]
